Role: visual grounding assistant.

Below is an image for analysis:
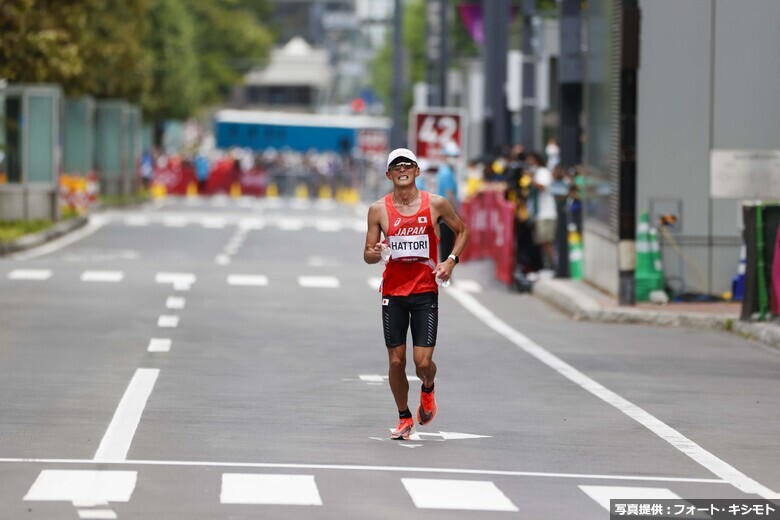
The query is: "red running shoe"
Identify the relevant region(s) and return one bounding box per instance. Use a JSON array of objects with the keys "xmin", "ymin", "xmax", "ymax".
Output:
[
  {"xmin": 416, "ymin": 389, "xmax": 437, "ymax": 426},
  {"xmin": 390, "ymin": 417, "xmax": 415, "ymax": 440}
]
